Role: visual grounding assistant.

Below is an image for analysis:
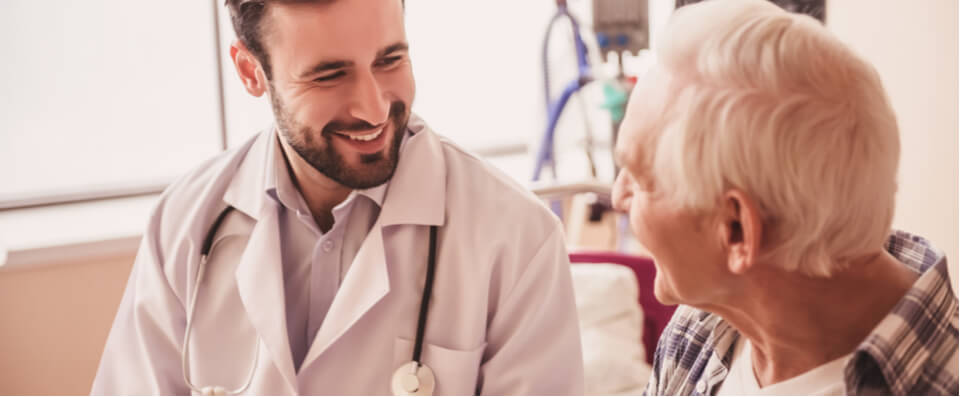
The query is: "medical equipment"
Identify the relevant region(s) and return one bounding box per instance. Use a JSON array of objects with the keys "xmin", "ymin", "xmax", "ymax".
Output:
[
  {"xmin": 676, "ymin": 0, "xmax": 825, "ymax": 22},
  {"xmin": 592, "ymin": 0, "xmax": 650, "ymax": 54},
  {"xmin": 534, "ymin": 0, "xmax": 593, "ymax": 182},
  {"xmin": 181, "ymin": 206, "xmax": 256, "ymax": 396},
  {"xmin": 390, "ymin": 225, "xmax": 439, "ymax": 396},
  {"xmin": 534, "ymin": 0, "xmax": 649, "ymax": 184},
  {"xmin": 181, "ymin": 206, "xmax": 441, "ymax": 396},
  {"xmin": 592, "ymin": 0, "xmax": 647, "ymax": 174}
]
